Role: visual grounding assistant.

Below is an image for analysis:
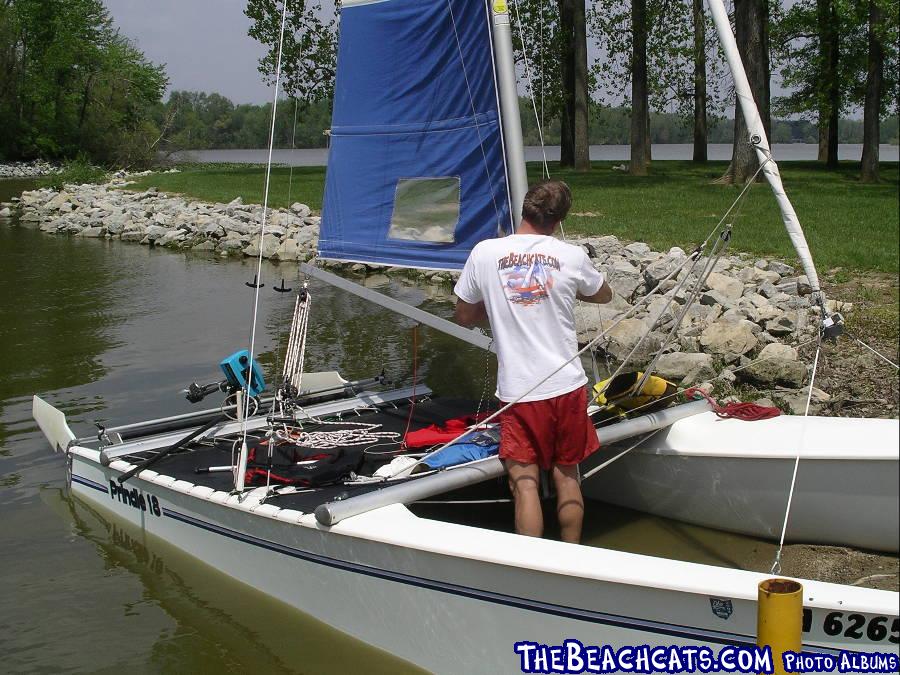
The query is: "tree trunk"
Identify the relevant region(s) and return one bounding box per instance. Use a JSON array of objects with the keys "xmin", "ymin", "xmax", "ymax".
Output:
[
  {"xmin": 860, "ymin": 0, "xmax": 883, "ymax": 182},
  {"xmin": 558, "ymin": 0, "xmax": 576, "ymax": 168},
  {"xmin": 723, "ymin": 0, "xmax": 771, "ymax": 184},
  {"xmin": 692, "ymin": 0, "xmax": 708, "ymax": 163},
  {"xmin": 817, "ymin": 119, "xmax": 828, "ymax": 161},
  {"xmin": 645, "ymin": 108, "xmax": 652, "ymax": 163},
  {"xmin": 630, "ymin": 0, "xmax": 649, "ymax": 176},
  {"xmin": 817, "ymin": 0, "xmax": 840, "ymax": 168},
  {"xmin": 573, "ymin": 0, "xmax": 590, "ymax": 171}
]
